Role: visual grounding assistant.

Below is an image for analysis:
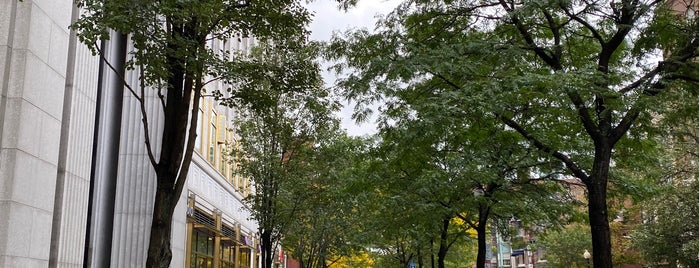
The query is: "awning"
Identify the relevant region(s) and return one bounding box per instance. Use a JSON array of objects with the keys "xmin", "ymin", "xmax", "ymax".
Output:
[{"xmin": 511, "ymin": 249, "xmax": 525, "ymax": 256}]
